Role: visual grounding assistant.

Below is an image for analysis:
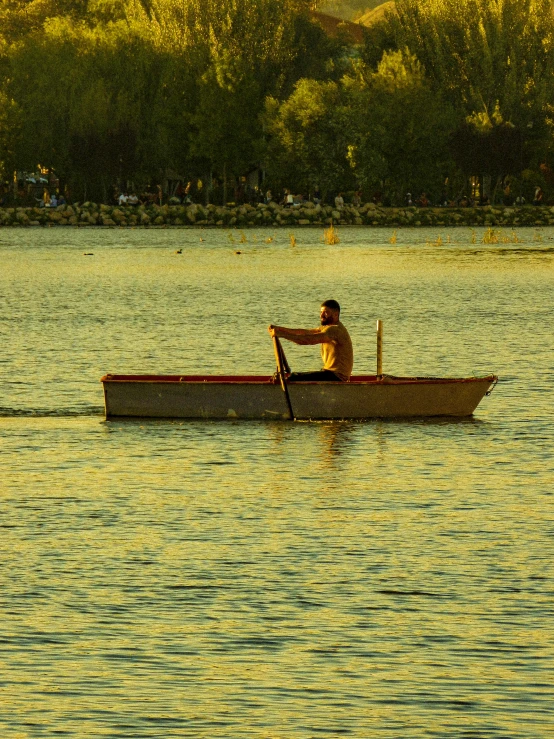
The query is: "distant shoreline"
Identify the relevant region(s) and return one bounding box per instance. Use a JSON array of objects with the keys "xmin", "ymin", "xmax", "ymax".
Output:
[{"xmin": 2, "ymin": 202, "xmax": 554, "ymax": 229}]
